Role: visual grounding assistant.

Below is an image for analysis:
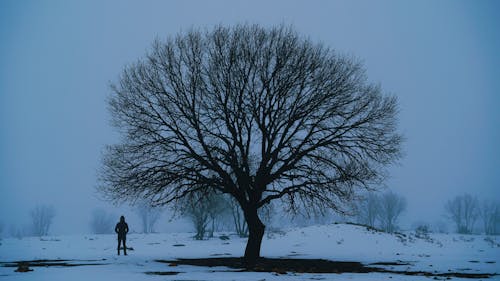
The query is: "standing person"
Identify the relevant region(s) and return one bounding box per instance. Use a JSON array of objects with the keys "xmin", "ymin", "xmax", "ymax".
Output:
[{"xmin": 115, "ymin": 216, "xmax": 129, "ymax": 255}]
